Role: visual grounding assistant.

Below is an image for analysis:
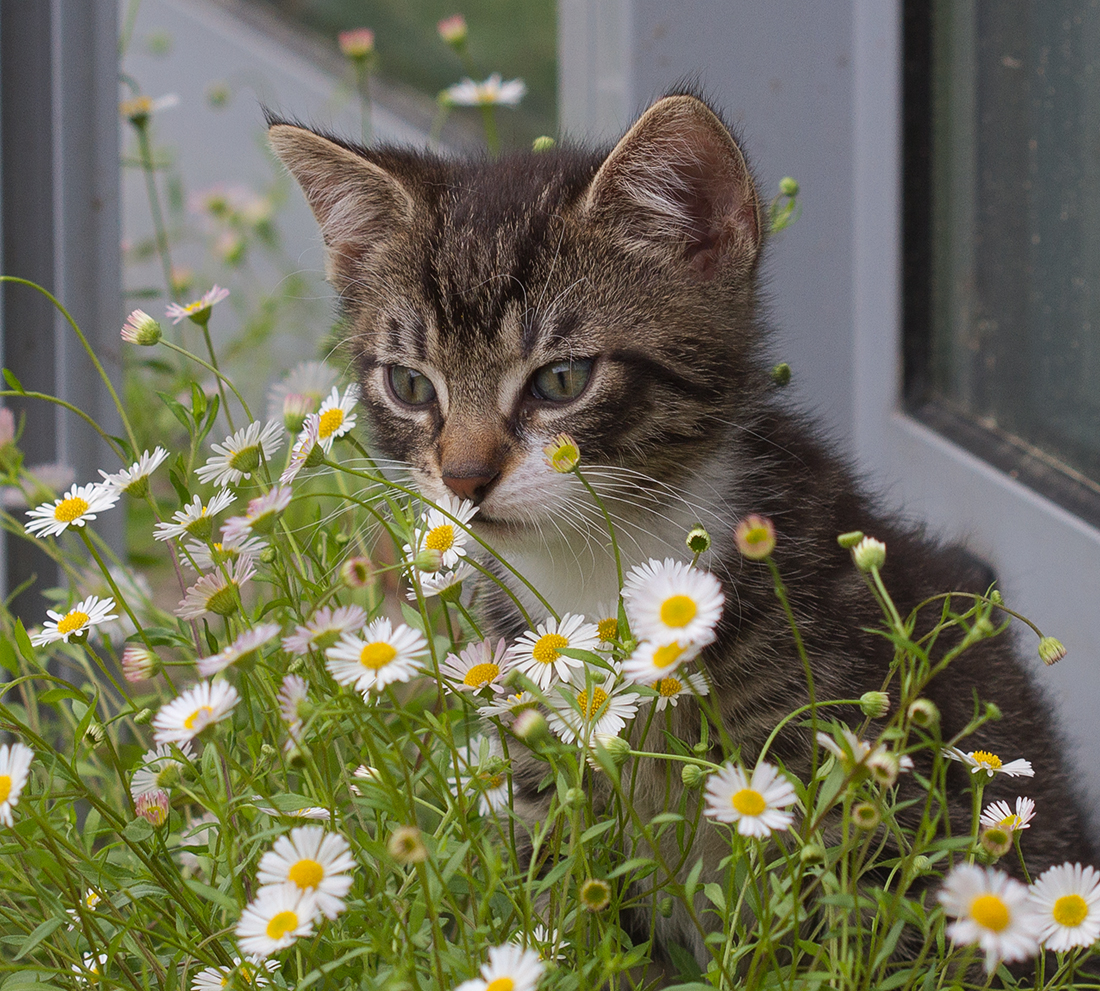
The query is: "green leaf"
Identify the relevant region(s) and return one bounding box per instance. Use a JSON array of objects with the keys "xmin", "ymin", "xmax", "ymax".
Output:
[
  {"xmin": 157, "ymin": 391, "xmax": 193, "ymax": 433},
  {"xmin": 38, "ymin": 687, "xmax": 87, "ymax": 706},
  {"xmin": 122, "ymin": 818, "xmax": 154, "ymax": 842},
  {"xmin": 184, "ymin": 878, "xmax": 237, "ymax": 912},
  {"xmin": 190, "ymin": 382, "xmax": 207, "ymax": 422},
  {"xmin": 703, "ymin": 881, "xmax": 726, "ymax": 912},
  {"xmin": 128, "ymin": 627, "xmax": 190, "ymax": 648},
  {"xmin": 0, "ymin": 638, "xmax": 18, "ymax": 675},
  {"xmin": 876, "ymin": 969, "xmax": 916, "ymax": 990},
  {"xmin": 196, "ymin": 394, "xmax": 220, "ymax": 445},
  {"xmin": 13, "ymin": 620, "xmax": 36, "ymax": 664},
  {"xmin": 606, "ymin": 857, "xmax": 657, "ymax": 880},
  {"xmin": 202, "ymin": 620, "xmax": 218, "ymax": 656},
  {"xmin": 168, "ymin": 457, "xmax": 191, "ymax": 507},
  {"xmin": 683, "ymin": 857, "xmax": 704, "ymax": 899},
  {"xmin": 580, "ymin": 818, "xmax": 616, "ymax": 844},
  {"xmin": 2, "ymin": 368, "xmax": 25, "ymax": 394},
  {"xmin": 871, "ymin": 919, "xmax": 906, "ymax": 971},
  {"xmin": 12, "ymin": 917, "xmax": 62, "ymax": 960}
]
